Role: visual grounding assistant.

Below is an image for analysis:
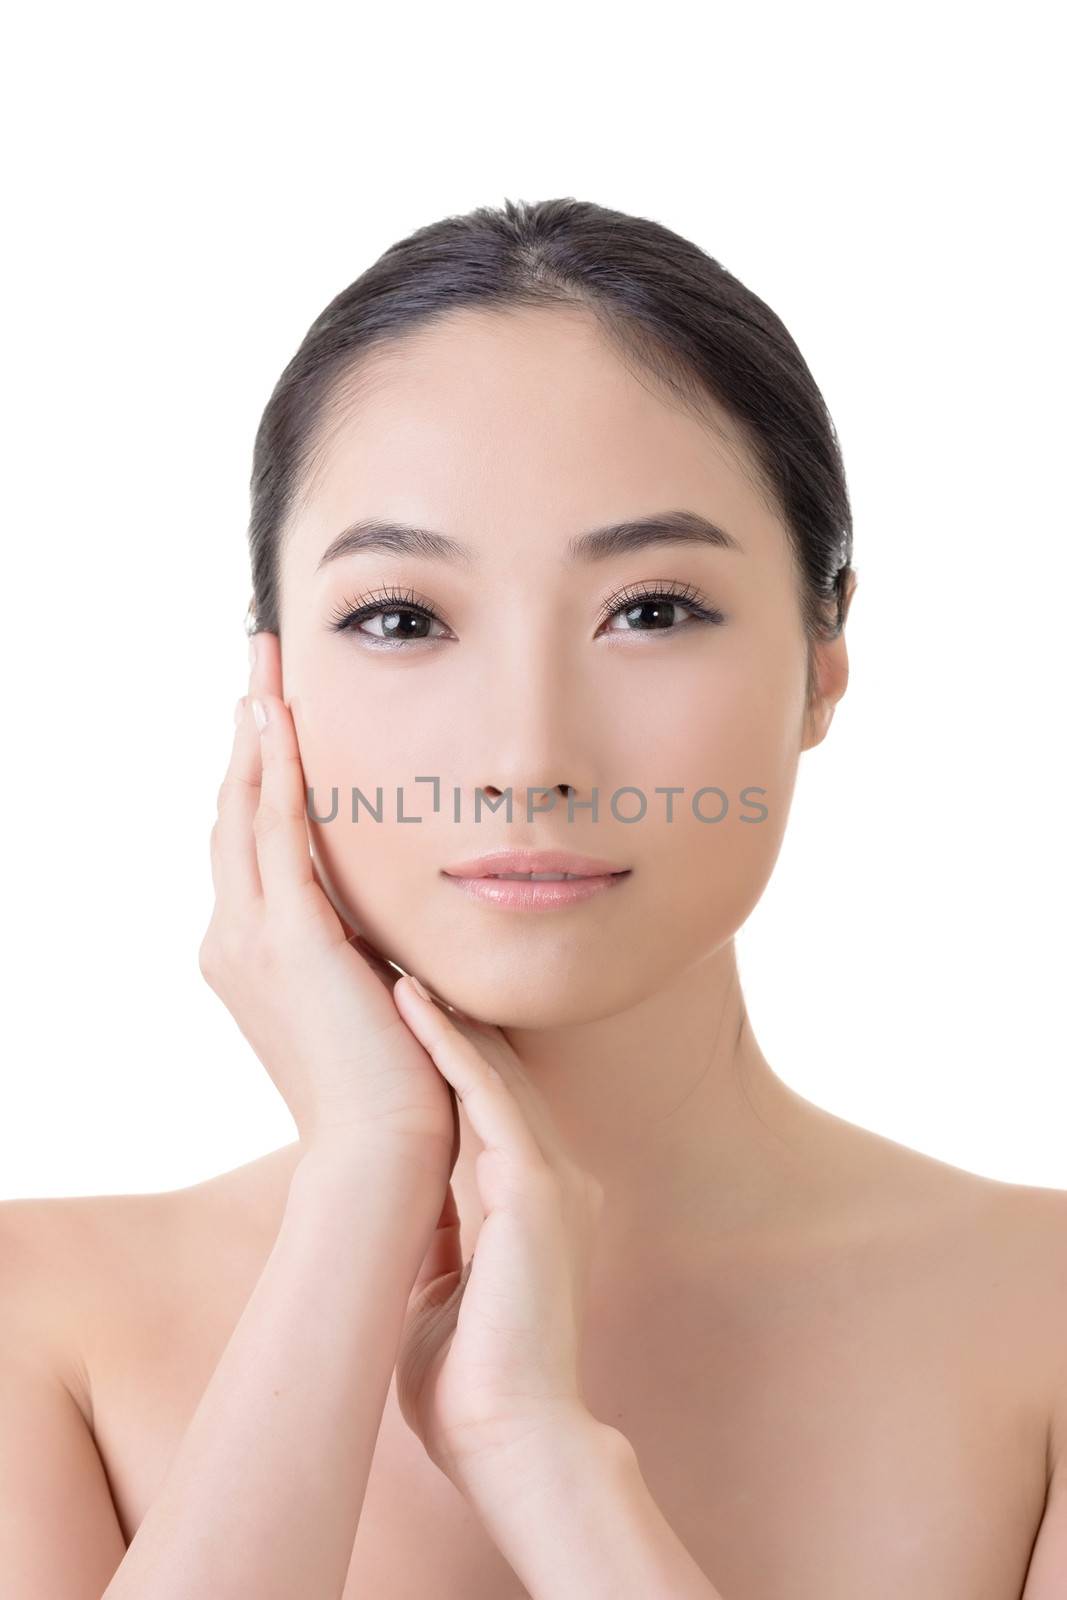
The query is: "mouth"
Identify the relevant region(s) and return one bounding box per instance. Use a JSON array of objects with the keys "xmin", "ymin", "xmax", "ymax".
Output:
[
  {"xmin": 441, "ymin": 849, "xmax": 632, "ymax": 911},
  {"xmin": 441, "ymin": 849, "xmax": 631, "ymax": 880}
]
